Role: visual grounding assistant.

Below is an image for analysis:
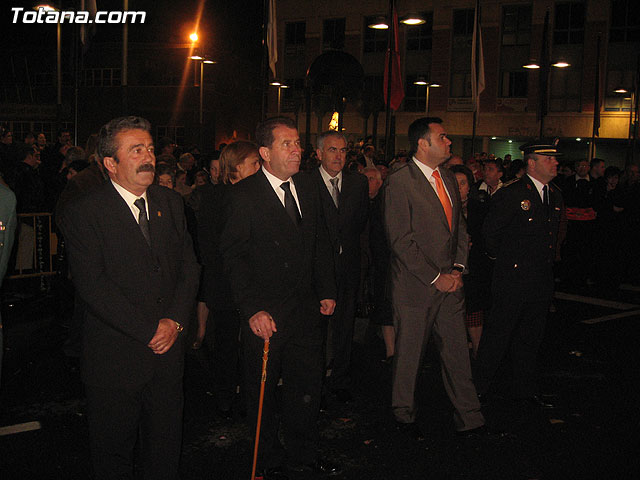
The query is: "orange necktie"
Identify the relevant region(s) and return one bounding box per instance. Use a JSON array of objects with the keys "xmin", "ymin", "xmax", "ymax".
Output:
[{"xmin": 432, "ymin": 169, "xmax": 452, "ymax": 230}]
